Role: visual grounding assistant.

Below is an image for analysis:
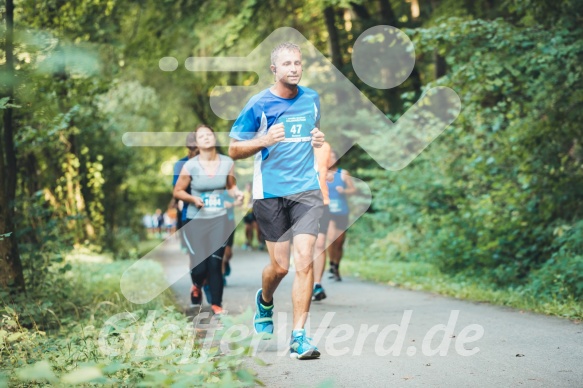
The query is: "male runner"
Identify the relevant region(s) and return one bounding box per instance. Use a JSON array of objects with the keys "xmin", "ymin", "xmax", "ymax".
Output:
[{"xmin": 229, "ymin": 42, "xmax": 325, "ymax": 359}]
